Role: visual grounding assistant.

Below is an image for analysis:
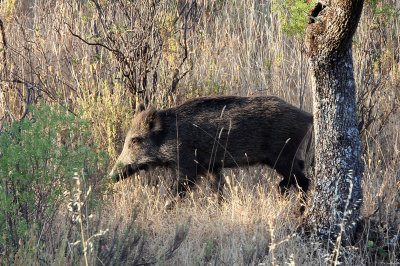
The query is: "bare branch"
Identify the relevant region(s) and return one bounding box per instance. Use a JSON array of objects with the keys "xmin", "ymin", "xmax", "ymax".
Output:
[
  {"xmin": 0, "ymin": 18, "xmax": 8, "ymax": 80},
  {"xmin": 66, "ymin": 23, "xmax": 122, "ymax": 56}
]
